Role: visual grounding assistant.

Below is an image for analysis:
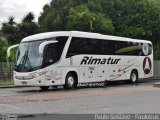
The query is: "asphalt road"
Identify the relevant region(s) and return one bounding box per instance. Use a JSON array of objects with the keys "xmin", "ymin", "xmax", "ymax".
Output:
[{"xmin": 0, "ymin": 79, "xmax": 160, "ymax": 116}]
